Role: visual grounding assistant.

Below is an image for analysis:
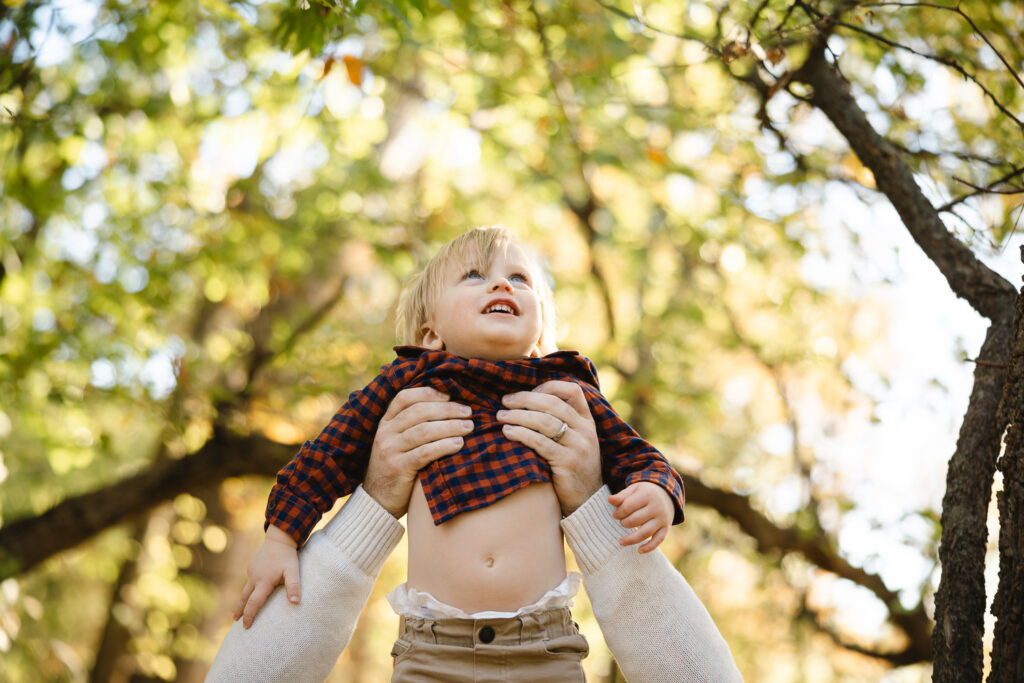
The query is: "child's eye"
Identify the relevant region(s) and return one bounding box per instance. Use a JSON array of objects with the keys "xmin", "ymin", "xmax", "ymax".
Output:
[
  {"xmin": 463, "ymin": 269, "xmax": 484, "ymax": 280},
  {"xmin": 509, "ymin": 272, "xmax": 529, "ymax": 284}
]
